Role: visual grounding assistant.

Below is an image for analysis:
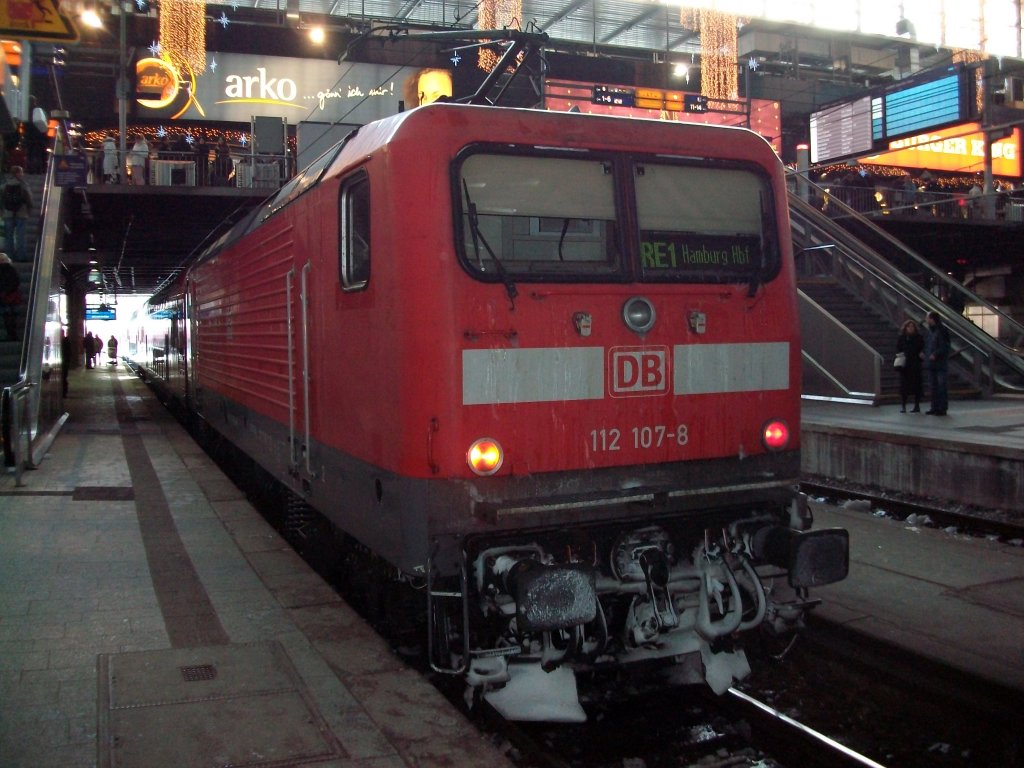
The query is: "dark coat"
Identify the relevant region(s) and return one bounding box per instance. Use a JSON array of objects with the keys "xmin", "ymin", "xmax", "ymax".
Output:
[{"xmin": 897, "ymin": 331, "xmax": 924, "ymax": 398}]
